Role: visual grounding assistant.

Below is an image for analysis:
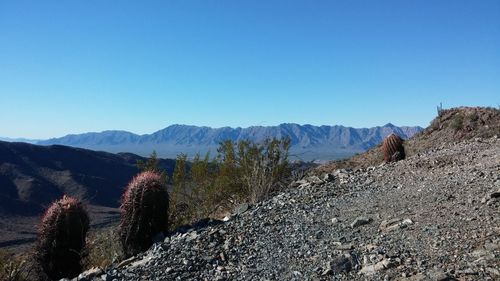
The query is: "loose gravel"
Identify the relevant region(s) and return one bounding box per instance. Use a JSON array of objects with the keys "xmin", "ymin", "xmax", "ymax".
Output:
[{"xmin": 77, "ymin": 137, "xmax": 499, "ymax": 281}]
